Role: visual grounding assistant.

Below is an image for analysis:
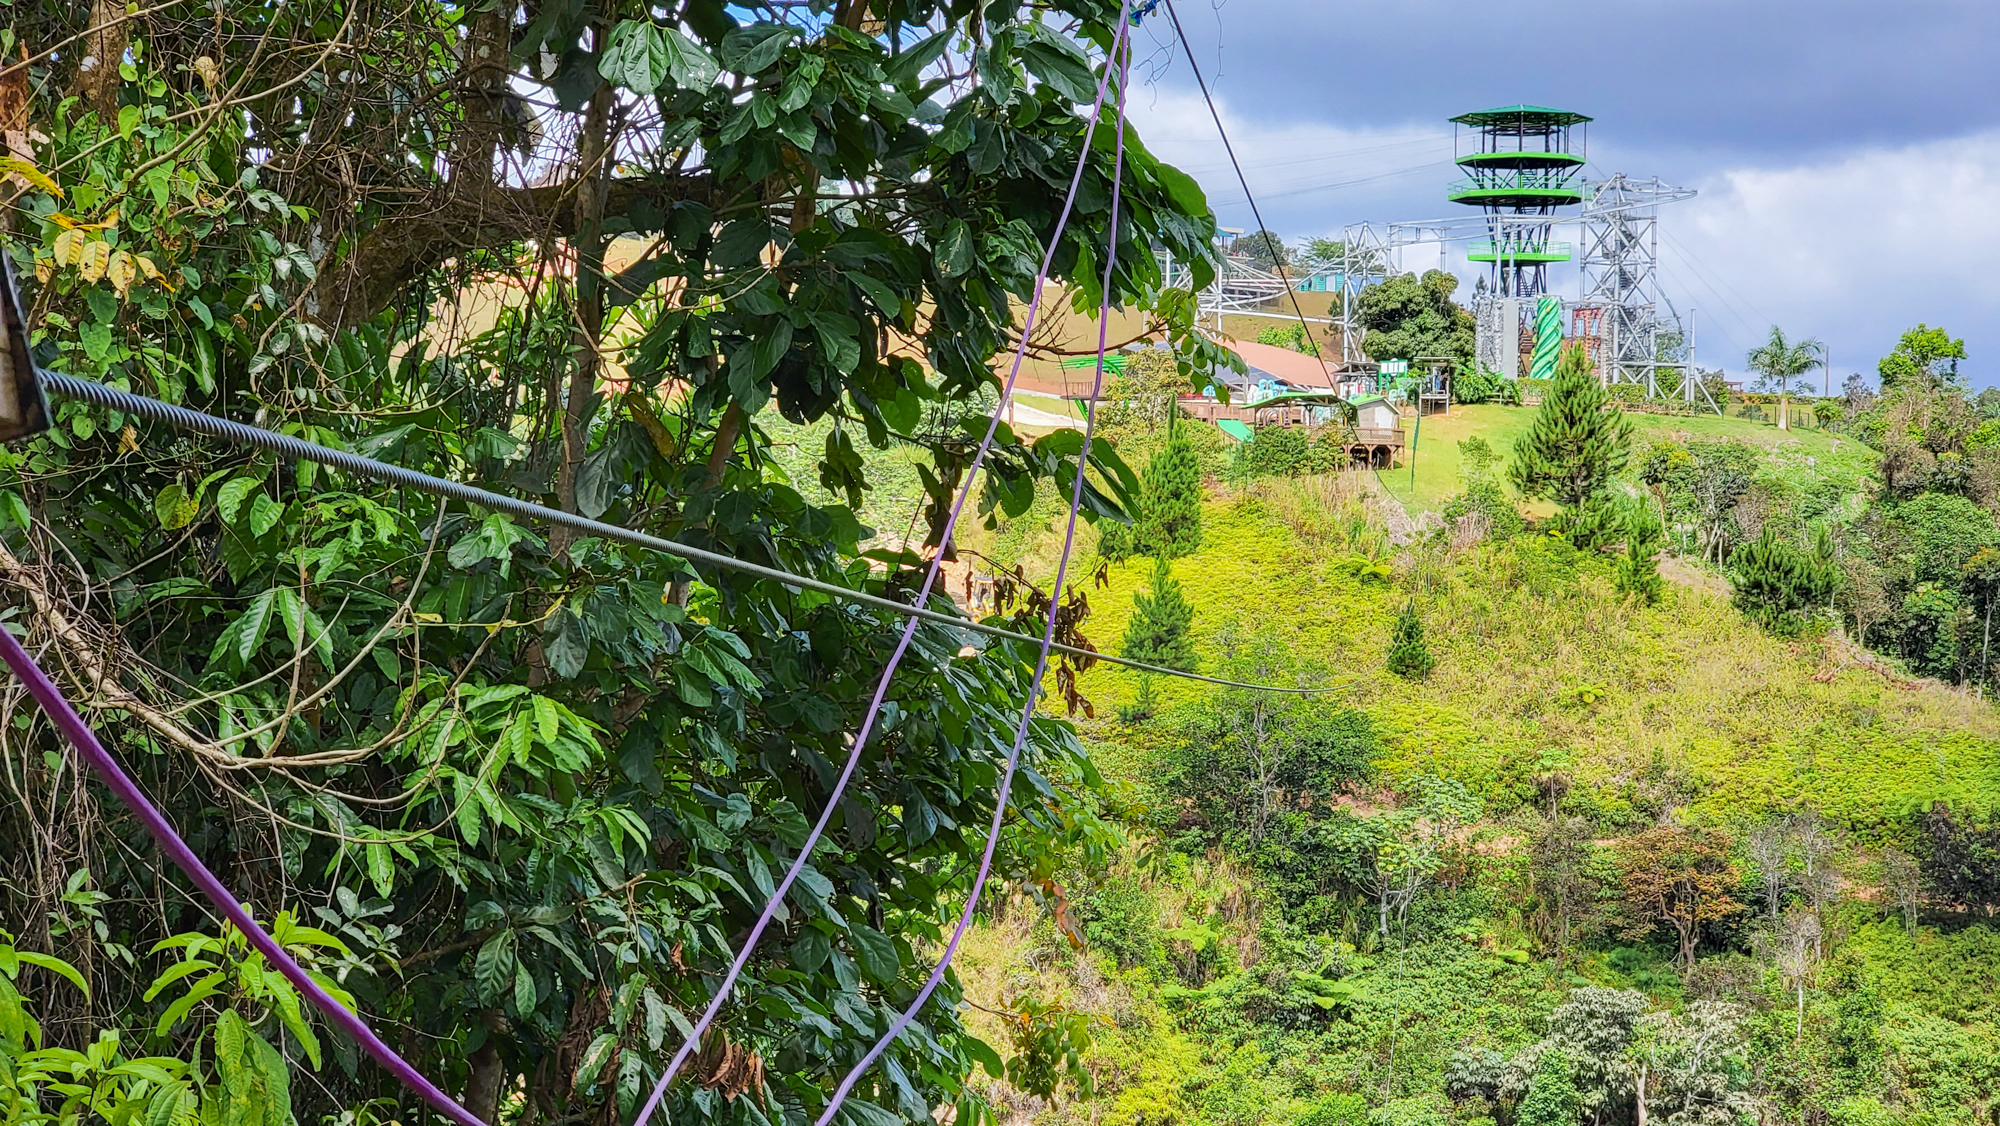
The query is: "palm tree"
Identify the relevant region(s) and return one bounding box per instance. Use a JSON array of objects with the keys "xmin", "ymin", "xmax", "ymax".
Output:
[{"xmin": 1746, "ymin": 326, "xmax": 1826, "ymax": 431}]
